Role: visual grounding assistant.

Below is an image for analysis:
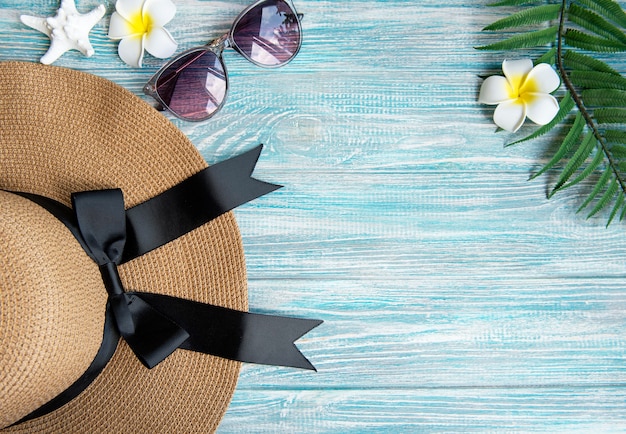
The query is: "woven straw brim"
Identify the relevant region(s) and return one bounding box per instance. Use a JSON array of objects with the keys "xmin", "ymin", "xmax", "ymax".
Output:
[{"xmin": 0, "ymin": 61, "xmax": 246, "ymax": 433}]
